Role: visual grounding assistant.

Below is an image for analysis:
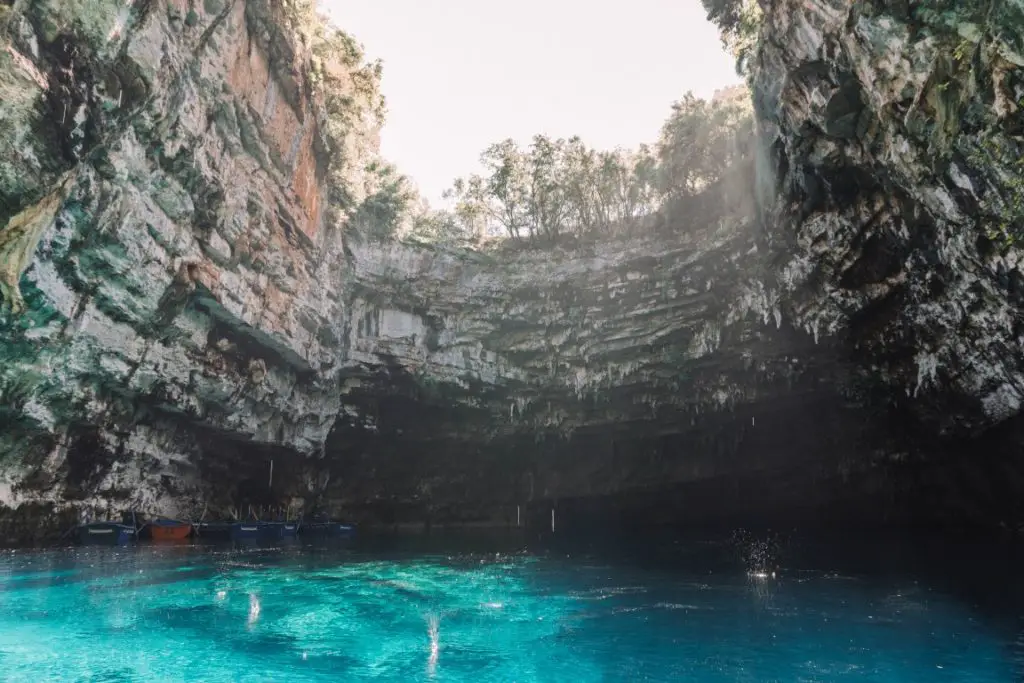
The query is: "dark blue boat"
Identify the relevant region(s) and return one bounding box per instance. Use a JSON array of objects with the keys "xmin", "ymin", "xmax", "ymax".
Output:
[
  {"xmin": 194, "ymin": 517, "xmax": 301, "ymax": 542},
  {"xmin": 194, "ymin": 521, "xmax": 261, "ymax": 541},
  {"xmin": 193, "ymin": 521, "xmax": 232, "ymax": 539},
  {"xmin": 259, "ymin": 521, "xmax": 299, "ymax": 538},
  {"xmin": 76, "ymin": 522, "xmax": 136, "ymax": 545},
  {"xmin": 255, "ymin": 521, "xmax": 283, "ymax": 539},
  {"xmin": 232, "ymin": 522, "xmax": 261, "ymax": 541},
  {"xmin": 299, "ymin": 522, "xmax": 355, "ymax": 537}
]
